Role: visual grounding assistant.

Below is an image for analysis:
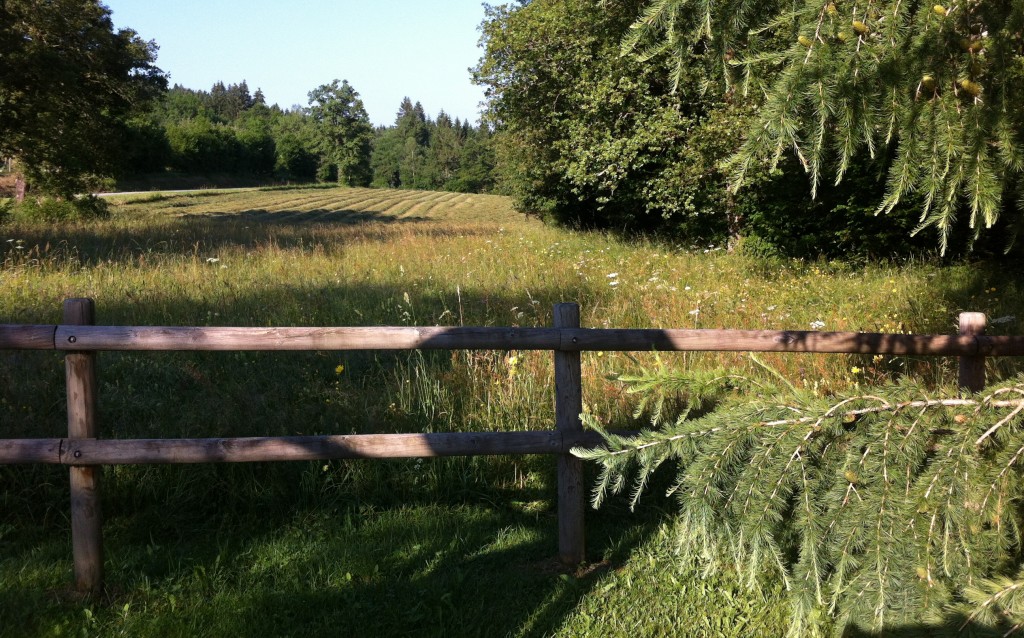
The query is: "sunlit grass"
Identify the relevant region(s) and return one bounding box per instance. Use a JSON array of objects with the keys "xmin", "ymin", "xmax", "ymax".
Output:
[{"xmin": 2, "ymin": 185, "xmax": 1022, "ymax": 636}]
